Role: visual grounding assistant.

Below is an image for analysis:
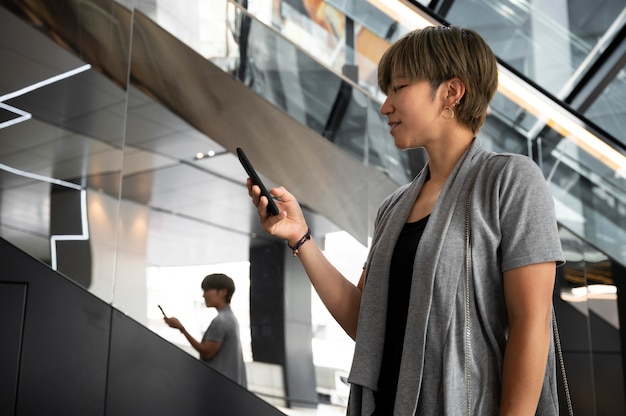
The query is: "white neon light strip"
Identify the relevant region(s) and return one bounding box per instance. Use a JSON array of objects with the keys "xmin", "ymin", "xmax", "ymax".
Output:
[
  {"xmin": 0, "ymin": 64, "xmax": 91, "ymax": 102},
  {"xmin": 0, "ymin": 63, "xmax": 93, "ymax": 270},
  {"xmin": 0, "ymin": 64, "xmax": 91, "ymax": 130},
  {"xmin": 0, "ymin": 162, "xmax": 83, "ymax": 190},
  {"xmin": 50, "ymin": 188, "xmax": 90, "ymax": 271},
  {"xmin": 0, "ymin": 163, "xmax": 89, "ymax": 271},
  {"xmin": 0, "ymin": 103, "xmax": 31, "ymax": 129}
]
